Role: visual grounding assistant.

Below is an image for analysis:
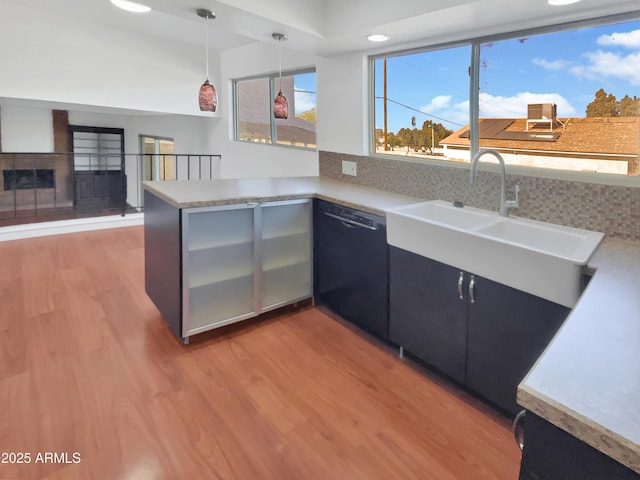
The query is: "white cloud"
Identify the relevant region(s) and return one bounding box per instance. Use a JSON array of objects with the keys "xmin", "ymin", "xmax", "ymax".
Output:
[
  {"xmin": 419, "ymin": 95, "xmax": 452, "ymax": 112},
  {"xmin": 532, "ymin": 57, "xmax": 571, "ymax": 70},
  {"xmin": 597, "ymin": 29, "xmax": 640, "ymax": 49},
  {"xmin": 478, "ymin": 92, "xmax": 577, "ymax": 118},
  {"xmin": 571, "ymin": 50, "xmax": 640, "ymax": 86},
  {"xmin": 448, "ymin": 100, "xmax": 471, "ymax": 128},
  {"xmin": 294, "ymin": 91, "xmax": 315, "ymax": 113}
]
